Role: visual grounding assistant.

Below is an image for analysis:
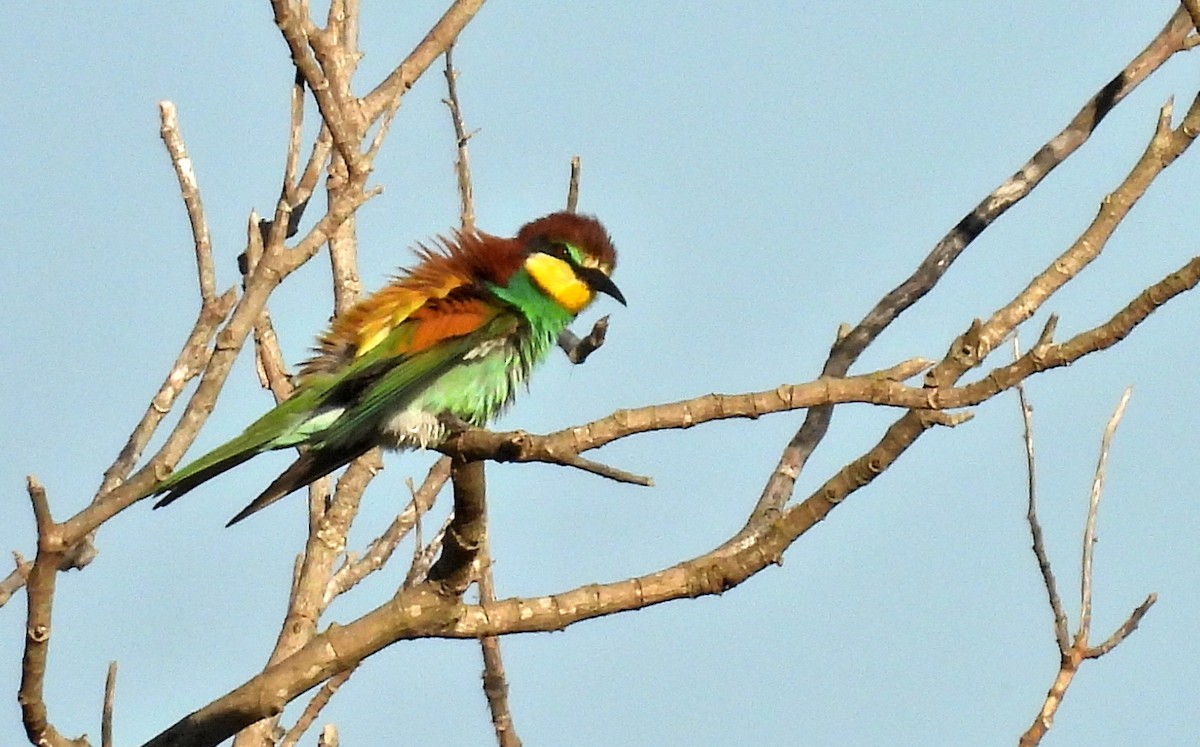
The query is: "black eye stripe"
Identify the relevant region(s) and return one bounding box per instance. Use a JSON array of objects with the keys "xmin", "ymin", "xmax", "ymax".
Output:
[{"xmin": 528, "ymin": 236, "xmax": 575, "ymax": 264}]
